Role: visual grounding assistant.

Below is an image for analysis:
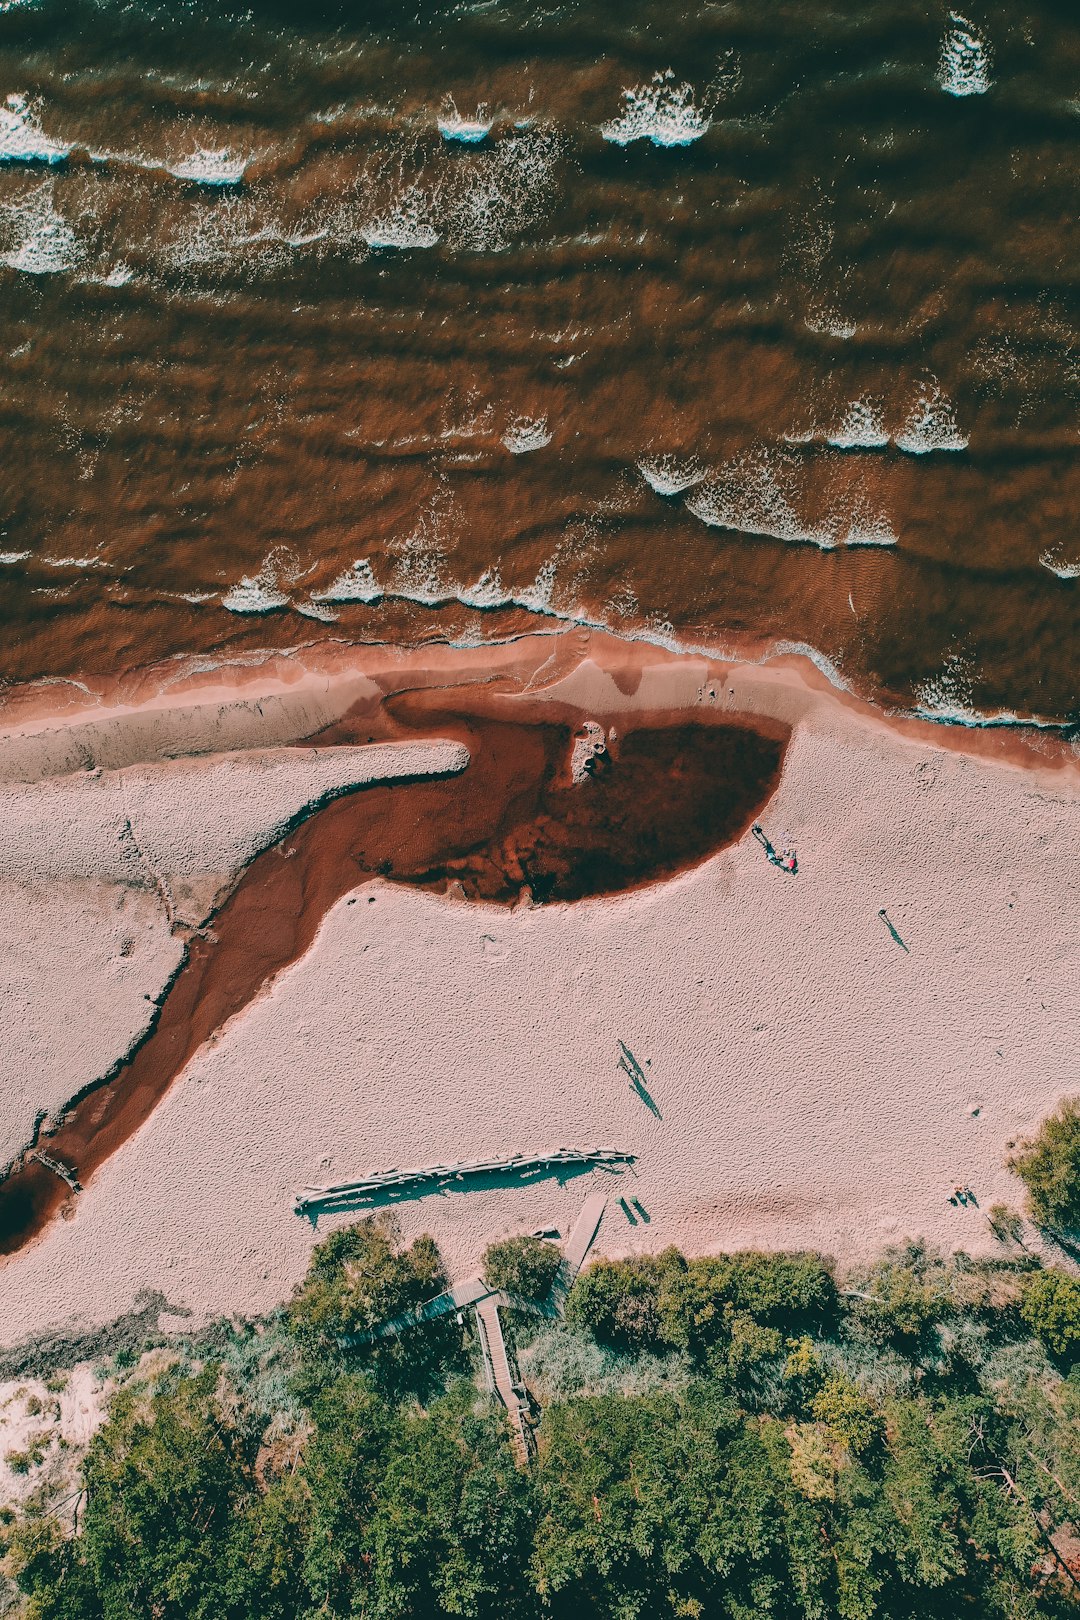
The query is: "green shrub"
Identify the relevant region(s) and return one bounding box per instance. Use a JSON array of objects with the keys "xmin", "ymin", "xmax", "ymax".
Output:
[
  {"xmin": 1020, "ymin": 1268, "xmax": 1080, "ymax": 1360},
  {"xmin": 565, "ymin": 1251, "xmax": 684, "ymax": 1349},
  {"xmin": 287, "ymin": 1213, "xmax": 461, "ymax": 1401},
  {"xmin": 482, "ymin": 1236, "xmax": 562, "ymax": 1301},
  {"xmin": 287, "ymin": 1213, "xmax": 446, "ymax": 1352},
  {"xmin": 1009, "ymin": 1098, "xmax": 1080, "ymax": 1232}
]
